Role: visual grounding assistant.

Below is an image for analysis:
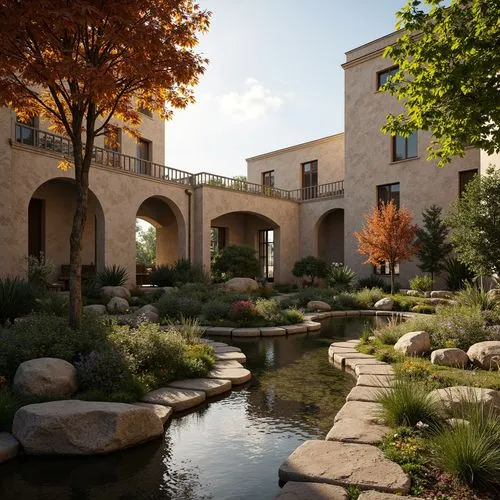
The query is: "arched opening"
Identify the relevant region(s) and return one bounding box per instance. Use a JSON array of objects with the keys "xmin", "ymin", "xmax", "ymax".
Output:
[
  {"xmin": 210, "ymin": 211, "xmax": 279, "ymax": 281},
  {"xmin": 29, "ymin": 178, "xmax": 105, "ymax": 287},
  {"xmin": 136, "ymin": 196, "xmax": 185, "ymax": 284},
  {"xmin": 316, "ymin": 208, "xmax": 344, "ymax": 264}
]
